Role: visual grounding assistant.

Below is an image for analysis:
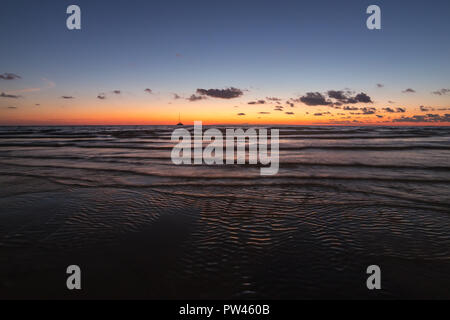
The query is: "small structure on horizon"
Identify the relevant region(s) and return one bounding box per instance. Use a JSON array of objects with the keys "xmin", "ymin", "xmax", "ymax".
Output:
[{"xmin": 177, "ymin": 113, "xmax": 183, "ymax": 126}]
